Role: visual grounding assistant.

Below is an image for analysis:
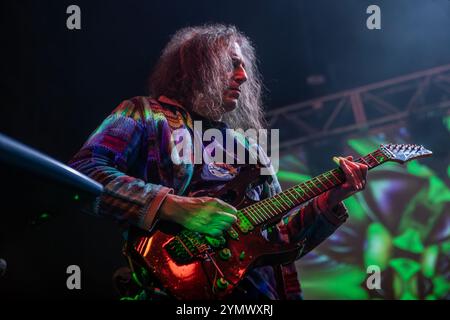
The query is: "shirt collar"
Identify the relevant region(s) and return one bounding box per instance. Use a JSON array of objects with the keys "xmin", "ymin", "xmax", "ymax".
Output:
[
  {"xmin": 157, "ymin": 95, "xmax": 185, "ymax": 110},
  {"xmin": 157, "ymin": 95, "xmax": 228, "ymax": 129}
]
